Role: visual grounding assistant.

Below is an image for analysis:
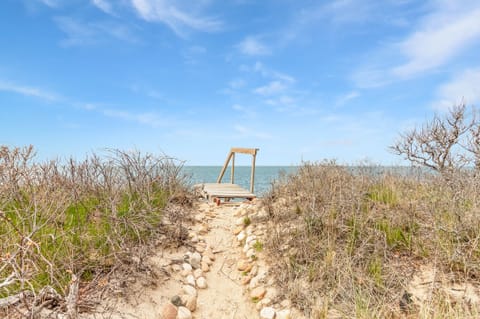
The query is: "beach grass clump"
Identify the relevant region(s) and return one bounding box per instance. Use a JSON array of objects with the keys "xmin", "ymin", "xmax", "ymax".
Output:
[
  {"xmin": 0, "ymin": 145, "xmax": 192, "ymax": 306},
  {"xmin": 263, "ymin": 161, "xmax": 480, "ymax": 318}
]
